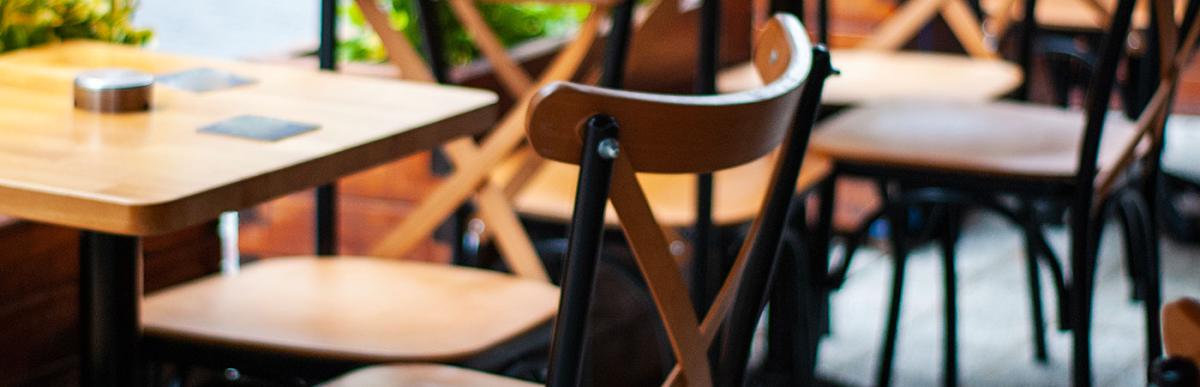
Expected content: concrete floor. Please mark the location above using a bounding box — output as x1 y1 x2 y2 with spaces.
816 212 1200 386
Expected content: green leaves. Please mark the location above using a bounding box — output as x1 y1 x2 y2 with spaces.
0 0 151 53
342 0 587 65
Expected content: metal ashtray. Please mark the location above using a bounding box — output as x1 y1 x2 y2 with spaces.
74 68 154 113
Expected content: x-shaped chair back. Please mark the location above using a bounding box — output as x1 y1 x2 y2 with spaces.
854 0 1000 58
1080 0 1200 201
526 14 832 387
352 0 619 281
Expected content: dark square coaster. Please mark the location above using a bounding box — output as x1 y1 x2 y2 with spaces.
199 115 319 141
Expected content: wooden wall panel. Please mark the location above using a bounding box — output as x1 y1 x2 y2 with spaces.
0 221 221 387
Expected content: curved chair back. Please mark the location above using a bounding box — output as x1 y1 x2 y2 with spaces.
1079 0 1200 203
529 14 833 386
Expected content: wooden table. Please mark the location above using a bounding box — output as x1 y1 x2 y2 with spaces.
0 41 496 386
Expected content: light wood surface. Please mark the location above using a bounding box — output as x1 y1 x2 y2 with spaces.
811 100 1139 181
0 41 496 236
325 364 539 387
982 0 1170 32
718 49 1022 104
330 348 978 387
526 17 813 174
143 257 558 363
1163 298 1200 370
495 154 830 227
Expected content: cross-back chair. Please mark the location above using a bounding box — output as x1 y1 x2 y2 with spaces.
717 0 1023 104
1154 298 1200 387
138 0 624 383
809 0 1200 384
323 13 833 387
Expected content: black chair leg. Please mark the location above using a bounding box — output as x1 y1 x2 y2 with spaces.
1021 206 1050 363
939 206 962 387
1125 191 1163 376
1069 209 1101 387
876 200 909 387
1117 199 1147 302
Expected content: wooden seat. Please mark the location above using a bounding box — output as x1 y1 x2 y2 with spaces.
715 0 1024 105
498 154 830 227
811 100 1140 181
720 50 1021 104
324 364 539 387
982 0 1169 31
144 257 558 363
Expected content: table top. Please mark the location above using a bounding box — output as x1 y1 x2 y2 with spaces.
0 41 496 236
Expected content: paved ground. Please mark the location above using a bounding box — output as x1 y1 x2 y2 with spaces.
815 213 1200 386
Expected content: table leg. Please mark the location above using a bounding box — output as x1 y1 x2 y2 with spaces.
315 183 338 255
79 231 142 387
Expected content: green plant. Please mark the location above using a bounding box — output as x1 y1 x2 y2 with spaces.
342 0 588 65
0 0 152 53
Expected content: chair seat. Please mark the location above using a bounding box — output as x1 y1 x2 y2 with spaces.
981 0 1161 31
718 49 1021 105
143 257 559 363
324 364 539 387
811 99 1140 181
496 154 830 227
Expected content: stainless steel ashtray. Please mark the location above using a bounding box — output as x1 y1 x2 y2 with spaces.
74 68 154 113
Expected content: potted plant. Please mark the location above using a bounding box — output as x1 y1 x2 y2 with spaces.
0 0 151 53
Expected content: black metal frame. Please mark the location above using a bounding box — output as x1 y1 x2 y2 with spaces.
545 116 619 387
316 0 339 256
545 43 832 387
692 0 722 314
718 45 834 387
79 231 142 386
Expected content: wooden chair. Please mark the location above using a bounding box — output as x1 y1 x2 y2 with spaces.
141 0 620 382
717 0 1023 104
809 0 1200 384
323 13 833 387
1154 298 1200 387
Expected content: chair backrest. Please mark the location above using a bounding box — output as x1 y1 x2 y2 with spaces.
843 0 1000 58
1077 0 1200 202
352 0 630 281
529 14 832 387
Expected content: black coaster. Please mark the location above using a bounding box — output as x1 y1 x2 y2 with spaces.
157 67 255 92
199 115 319 141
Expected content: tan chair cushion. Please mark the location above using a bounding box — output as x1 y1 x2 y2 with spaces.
811 99 1139 181
144 257 558 363
718 49 1022 105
